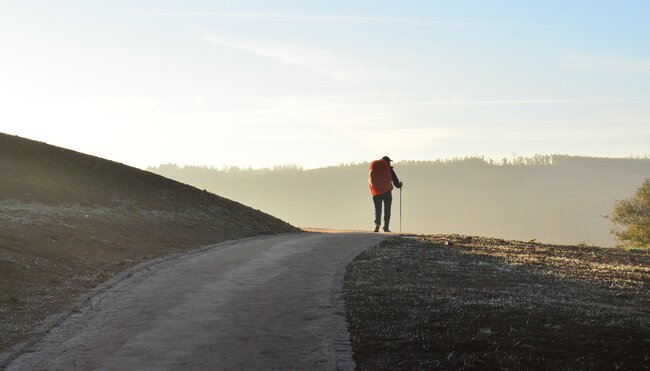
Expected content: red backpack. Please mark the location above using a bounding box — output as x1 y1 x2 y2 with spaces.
368 159 393 196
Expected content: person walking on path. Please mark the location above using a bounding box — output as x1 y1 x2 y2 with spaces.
368 156 403 232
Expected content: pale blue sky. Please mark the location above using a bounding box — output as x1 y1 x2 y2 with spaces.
1 1 649 168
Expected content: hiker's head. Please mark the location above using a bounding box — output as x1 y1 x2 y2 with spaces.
382 156 392 163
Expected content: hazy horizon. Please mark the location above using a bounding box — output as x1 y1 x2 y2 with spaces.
2 1 650 169
148 152 650 171
150 155 650 247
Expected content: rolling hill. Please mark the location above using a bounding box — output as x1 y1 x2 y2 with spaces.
0 133 298 353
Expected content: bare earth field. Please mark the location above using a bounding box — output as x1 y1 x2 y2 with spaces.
344 235 650 370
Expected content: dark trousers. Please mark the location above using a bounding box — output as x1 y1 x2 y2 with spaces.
373 191 392 229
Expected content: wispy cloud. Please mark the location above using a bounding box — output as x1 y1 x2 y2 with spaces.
204 34 380 80
150 11 427 25
563 53 650 74
148 11 541 29
388 99 600 107
355 128 464 150
471 127 650 141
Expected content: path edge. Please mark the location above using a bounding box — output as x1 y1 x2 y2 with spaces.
0 232 302 369
330 237 386 371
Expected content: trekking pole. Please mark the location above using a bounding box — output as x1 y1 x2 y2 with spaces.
399 186 403 234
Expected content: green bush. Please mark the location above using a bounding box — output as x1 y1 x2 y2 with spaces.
609 178 650 248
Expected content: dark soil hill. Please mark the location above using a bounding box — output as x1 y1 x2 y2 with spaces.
0 133 298 354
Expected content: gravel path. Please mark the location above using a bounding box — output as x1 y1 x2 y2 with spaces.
7 232 387 370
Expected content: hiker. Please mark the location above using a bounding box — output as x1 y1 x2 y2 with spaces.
368 156 403 232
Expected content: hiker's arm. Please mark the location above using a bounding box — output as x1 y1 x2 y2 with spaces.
391 168 402 188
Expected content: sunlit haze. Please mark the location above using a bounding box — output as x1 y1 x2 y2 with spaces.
2 1 649 169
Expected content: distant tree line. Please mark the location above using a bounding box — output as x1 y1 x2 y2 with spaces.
149 155 650 247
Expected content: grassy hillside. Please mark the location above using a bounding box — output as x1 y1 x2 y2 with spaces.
0 133 298 353
149 156 650 246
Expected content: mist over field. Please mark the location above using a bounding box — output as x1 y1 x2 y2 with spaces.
150 155 650 247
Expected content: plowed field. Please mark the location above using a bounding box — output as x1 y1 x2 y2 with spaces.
345 235 649 370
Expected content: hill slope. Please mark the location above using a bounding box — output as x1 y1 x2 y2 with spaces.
0 133 298 353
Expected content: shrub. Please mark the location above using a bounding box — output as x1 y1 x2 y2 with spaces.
609 178 650 248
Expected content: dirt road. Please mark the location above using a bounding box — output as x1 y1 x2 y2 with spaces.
7 231 387 370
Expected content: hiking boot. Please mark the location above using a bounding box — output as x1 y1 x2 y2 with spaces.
373 225 380 232
383 228 391 233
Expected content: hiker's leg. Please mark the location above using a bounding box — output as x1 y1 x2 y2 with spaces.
373 195 382 227
383 191 392 230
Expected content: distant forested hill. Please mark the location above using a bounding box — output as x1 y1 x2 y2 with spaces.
149 155 650 246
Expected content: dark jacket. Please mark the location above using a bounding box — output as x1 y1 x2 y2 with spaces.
390 167 402 189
